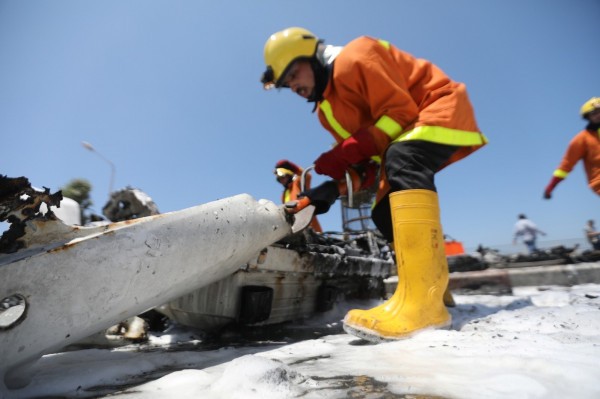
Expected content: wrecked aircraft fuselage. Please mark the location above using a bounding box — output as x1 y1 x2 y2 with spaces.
0 177 300 396
0 177 394 398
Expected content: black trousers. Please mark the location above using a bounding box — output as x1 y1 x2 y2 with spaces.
371 140 458 243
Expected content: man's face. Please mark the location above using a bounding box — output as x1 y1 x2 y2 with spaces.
276 174 293 187
587 109 600 124
281 60 315 99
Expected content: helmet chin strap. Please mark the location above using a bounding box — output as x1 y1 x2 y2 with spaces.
307 43 339 109
307 57 331 109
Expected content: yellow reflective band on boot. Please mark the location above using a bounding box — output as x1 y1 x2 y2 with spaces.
343 189 452 341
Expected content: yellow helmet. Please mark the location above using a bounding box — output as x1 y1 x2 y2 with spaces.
580 97 600 118
261 27 320 89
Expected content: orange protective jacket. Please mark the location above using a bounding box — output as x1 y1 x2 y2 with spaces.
317 36 488 203
281 174 323 232
553 127 600 195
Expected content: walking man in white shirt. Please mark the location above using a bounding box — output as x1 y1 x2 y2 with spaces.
513 214 546 254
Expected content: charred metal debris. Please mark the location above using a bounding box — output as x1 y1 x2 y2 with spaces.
273 227 394 279
0 175 63 254
102 187 159 222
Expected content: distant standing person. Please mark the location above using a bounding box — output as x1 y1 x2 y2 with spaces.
584 220 600 251
513 214 546 254
544 97 600 198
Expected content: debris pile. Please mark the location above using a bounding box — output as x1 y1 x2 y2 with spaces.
0 175 63 254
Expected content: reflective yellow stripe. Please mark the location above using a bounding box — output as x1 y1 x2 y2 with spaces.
553 169 569 179
378 39 390 50
284 189 291 203
319 100 351 139
319 100 382 164
393 125 488 146
375 115 403 140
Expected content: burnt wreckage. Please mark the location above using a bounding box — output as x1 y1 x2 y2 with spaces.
0 175 393 396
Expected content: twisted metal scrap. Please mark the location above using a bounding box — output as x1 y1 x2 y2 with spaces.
102 187 159 222
0 175 63 254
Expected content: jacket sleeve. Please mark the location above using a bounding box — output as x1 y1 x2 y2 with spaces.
334 38 420 137
556 132 586 176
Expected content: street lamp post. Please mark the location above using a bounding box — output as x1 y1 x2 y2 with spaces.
81 141 116 196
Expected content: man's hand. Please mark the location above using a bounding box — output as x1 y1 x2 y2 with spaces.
314 128 380 180
284 196 312 214
299 181 340 215
357 161 378 190
314 148 348 180
543 176 564 200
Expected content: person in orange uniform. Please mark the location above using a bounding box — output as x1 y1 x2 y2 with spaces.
261 27 487 341
274 159 322 233
544 97 600 198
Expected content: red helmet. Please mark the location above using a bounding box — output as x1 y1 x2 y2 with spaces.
274 159 301 177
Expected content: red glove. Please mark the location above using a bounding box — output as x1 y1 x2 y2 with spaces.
544 176 563 199
314 128 379 180
360 162 379 190
314 147 348 180
337 128 379 164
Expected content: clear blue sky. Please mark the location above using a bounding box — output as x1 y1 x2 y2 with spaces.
1 1 599 250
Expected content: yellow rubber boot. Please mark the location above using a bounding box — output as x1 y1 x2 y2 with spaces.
340 232 455 319
444 286 456 307
346 269 455 317
343 189 452 341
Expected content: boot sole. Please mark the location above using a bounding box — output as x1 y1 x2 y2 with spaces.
343 319 452 343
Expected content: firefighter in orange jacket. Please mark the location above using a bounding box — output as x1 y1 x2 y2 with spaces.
261 28 487 341
544 97 600 198
274 159 322 233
